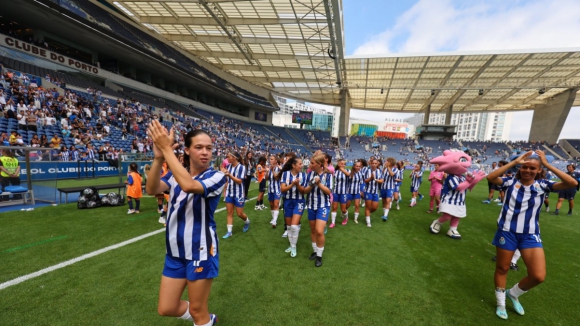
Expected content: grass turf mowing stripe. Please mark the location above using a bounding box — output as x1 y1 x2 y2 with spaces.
2 236 68 254
0 196 257 291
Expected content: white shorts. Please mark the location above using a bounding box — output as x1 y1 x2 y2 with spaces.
438 202 466 218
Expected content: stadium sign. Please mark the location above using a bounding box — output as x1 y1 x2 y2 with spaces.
0 34 99 74
19 161 118 181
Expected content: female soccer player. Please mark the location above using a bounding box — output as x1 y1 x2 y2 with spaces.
359 159 369 208
393 161 404 210
221 151 250 239
279 156 306 257
243 151 255 200
381 157 397 221
409 164 423 207
147 122 225 326
125 163 142 214
330 158 350 228
427 164 445 213
346 160 364 224
364 158 383 227
303 154 333 267
487 150 577 320
266 155 282 228
254 156 267 210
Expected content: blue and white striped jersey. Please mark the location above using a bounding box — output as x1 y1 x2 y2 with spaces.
347 171 364 194
60 150 69 161
411 170 423 190
70 150 79 161
365 168 383 194
440 174 466 206
360 166 369 191
225 163 246 198
333 169 350 194
161 168 227 260
396 169 403 185
280 170 306 200
306 171 333 209
382 167 397 190
268 166 281 194
497 177 555 234
87 149 95 160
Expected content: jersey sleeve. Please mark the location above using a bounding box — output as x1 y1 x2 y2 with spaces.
280 171 288 186
237 165 246 179
500 177 514 189
200 171 227 198
161 170 173 188
326 173 333 190
447 175 463 190
305 171 313 185
539 179 556 192
127 175 134 185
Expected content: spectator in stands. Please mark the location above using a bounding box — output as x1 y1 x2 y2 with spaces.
39 135 49 148
17 113 27 131
0 149 22 201
59 145 69 161
26 111 38 132
50 134 61 148
30 134 40 147
1 133 9 146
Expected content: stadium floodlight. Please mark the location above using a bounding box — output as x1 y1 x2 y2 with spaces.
479 89 484 96
431 89 435 96
539 87 546 94
381 88 384 94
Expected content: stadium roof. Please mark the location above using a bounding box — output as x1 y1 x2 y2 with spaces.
109 0 344 104
108 0 580 113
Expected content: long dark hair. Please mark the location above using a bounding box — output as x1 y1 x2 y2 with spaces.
359 158 368 167
183 129 211 170
277 156 302 180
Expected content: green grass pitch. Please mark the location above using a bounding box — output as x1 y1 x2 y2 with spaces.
1 171 579 325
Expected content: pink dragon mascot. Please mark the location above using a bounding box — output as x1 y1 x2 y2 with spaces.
428 150 486 239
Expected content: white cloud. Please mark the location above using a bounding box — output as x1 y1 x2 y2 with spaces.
349 0 580 140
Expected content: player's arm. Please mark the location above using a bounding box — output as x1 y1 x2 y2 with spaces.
487 151 531 185
146 157 170 194
223 167 243 185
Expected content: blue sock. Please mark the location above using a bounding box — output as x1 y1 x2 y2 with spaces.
135 199 140 210
128 200 133 210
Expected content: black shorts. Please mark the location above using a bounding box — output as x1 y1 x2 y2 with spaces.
488 181 500 192
558 189 577 200
259 179 266 193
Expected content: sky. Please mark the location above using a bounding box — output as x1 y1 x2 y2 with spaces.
308 0 580 141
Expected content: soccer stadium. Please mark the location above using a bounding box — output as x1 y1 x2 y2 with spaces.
1 0 580 325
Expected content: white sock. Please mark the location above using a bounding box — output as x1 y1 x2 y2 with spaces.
411 198 416 204
290 225 299 247
383 208 387 216
312 242 317 252
509 283 527 299
316 246 324 257
354 212 359 220
272 210 279 224
331 212 337 224
179 302 193 321
385 209 390 217
495 288 506 308
450 226 457 231
195 316 215 326
511 250 521 264
244 218 250 224
227 224 233 233
366 216 371 224
343 211 348 219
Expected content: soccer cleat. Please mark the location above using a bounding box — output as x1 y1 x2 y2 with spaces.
254 206 261 211
285 247 292 253
494 198 501 202
342 218 348 226
482 200 491 204
243 222 250 232
209 313 218 325
222 232 233 239
510 263 519 271
135 210 139 214
545 207 550 212
492 255 498 261
447 229 462 239
157 208 163 213
496 307 508 320
127 209 135 215
382 216 388 222
396 205 400 211
418 194 424 201
354 218 358 224
158 216 166 224
282 230 288 237
551 211 559 216
429 220 441 234
309 252 317 260
324 227 328 234
367 222 372 228
315 257 323 267
567 211 573 216
290 247 297 258
426 210 433 214
506 289 525 316
329 223 335 229
497 202 503 206
361 202 365 207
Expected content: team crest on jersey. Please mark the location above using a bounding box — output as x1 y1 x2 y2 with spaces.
515 184 521 189
499 237 506 245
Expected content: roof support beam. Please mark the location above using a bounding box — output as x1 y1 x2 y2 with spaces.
186 50 324 60
119 0 260 3
138 16 326 25
220 64 334 72
165 34 326 44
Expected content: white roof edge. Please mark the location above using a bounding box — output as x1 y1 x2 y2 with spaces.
345 47 580 60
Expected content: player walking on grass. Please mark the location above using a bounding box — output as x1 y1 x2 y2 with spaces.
359 159 369 208
254 156 267 210
303 154 333 267
330 158 350 228
279 156 306 257
125 163 142 214
381 157 397 221
551 164 580 216
345 160 364 224
221 152 250 239
147 123 225 326
266 155 282 229
427 164 445 213
363 158 383 227
409 164 423 207
487 150 577 320
393 161 404 210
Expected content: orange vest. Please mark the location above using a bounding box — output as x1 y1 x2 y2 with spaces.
161 163 169 177
127 171 143 198
257 165 266 182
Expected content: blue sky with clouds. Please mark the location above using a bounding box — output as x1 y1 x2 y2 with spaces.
308 0 580 140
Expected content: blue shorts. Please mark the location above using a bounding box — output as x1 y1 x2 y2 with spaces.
268 192 281 202
410 185 419 193
492 230 543 251
258 179 266 192
333 193 348 204
162 254 219 281
364 192 379 202
283 199 305 217
359 184 365 192
380 189 394 199
225 196 245 208
307 206 330 221
347 193 361 201
558 189 576 200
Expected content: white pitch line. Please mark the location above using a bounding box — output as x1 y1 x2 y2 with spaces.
0 196 257 291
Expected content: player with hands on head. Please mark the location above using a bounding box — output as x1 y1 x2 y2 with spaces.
221 151 250 239
146 120 226 326
487 150 578 320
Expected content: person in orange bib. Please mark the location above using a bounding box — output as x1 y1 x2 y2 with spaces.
126 163 143 214
254 156 267 210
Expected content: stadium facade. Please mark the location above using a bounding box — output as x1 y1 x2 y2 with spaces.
272 95 334 131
